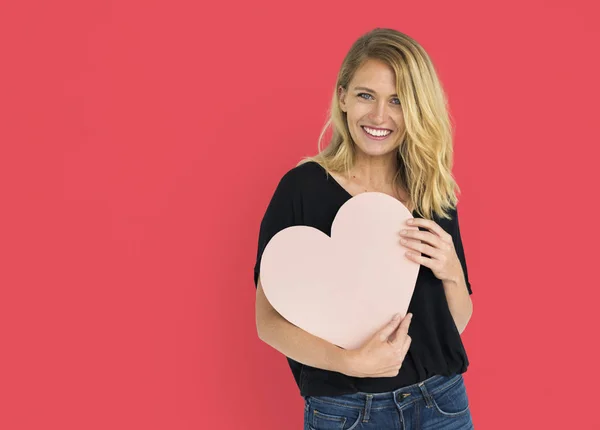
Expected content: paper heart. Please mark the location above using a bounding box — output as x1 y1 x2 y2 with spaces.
260 192 420 350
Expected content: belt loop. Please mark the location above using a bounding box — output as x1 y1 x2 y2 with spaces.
362 394 372 422
418 381 434 408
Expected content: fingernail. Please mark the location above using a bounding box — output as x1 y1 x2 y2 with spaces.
393 313 401 320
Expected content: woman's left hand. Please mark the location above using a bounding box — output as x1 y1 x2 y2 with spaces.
399 218 464 284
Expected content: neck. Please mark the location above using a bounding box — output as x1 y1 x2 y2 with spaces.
350 153 399 189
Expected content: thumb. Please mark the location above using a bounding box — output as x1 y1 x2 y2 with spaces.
378 313 403 341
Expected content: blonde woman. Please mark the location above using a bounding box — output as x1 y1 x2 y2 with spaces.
254 28 474 429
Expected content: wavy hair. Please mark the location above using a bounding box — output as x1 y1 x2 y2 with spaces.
298 28 461 220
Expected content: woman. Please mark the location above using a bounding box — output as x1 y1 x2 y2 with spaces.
254 28 474 429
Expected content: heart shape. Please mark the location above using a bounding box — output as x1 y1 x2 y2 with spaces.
260 192 420 350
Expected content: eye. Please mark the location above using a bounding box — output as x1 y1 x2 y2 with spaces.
358 93 401 106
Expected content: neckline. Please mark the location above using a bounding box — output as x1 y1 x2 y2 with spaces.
312 161 418 215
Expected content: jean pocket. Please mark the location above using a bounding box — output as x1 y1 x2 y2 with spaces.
430 374 470 417
306 397 362 430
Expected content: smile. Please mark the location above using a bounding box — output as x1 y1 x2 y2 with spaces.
361 126 392 140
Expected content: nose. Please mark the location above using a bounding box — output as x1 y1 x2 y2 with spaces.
369 100 387 123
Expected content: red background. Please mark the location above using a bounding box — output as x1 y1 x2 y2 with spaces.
1 0 599 428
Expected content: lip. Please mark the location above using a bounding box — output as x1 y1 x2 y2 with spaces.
361 126 392 141
361 125 392 131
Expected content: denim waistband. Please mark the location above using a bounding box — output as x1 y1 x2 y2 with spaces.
306 373 462 411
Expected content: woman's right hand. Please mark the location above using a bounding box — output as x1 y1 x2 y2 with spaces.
343 313 413 378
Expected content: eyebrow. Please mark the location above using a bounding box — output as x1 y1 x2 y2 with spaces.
352 86 398 97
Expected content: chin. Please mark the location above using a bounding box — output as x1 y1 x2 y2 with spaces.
352 130 399 157
354 141 398 157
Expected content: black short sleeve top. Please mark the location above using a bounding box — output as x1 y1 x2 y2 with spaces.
253 161 472 397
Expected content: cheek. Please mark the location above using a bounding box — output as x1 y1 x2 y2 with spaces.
394 113 405 127
344 110 360 127
348 106 370 124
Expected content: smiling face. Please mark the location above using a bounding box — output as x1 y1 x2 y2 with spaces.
338 59 405 161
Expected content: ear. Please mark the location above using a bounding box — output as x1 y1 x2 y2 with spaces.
338 86 347 112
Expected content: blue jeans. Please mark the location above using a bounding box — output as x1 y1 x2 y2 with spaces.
303 373 473 430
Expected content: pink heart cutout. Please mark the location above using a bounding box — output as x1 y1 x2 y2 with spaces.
260 192 421 350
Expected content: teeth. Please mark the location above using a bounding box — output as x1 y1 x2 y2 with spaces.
363 126 391 137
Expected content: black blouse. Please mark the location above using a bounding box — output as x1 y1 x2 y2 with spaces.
253 161 473 397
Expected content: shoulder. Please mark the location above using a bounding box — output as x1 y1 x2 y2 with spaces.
258 162 326 235
430 205 459 235
445 205 464 240
276 160 327 193
283 160 325 182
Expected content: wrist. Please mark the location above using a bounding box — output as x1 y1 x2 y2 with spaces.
443 272 464 287
339 348 359 377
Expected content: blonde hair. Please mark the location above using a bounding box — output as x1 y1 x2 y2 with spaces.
298 28 461 220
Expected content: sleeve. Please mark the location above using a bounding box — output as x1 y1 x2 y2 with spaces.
253 170 300 288
452 207 473 295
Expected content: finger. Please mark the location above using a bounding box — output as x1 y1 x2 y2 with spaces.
401 238 442 260
378 369 401 378
406 252 433 269
406 218 452 242
377 363 403 377
379 313 403 341
402 334 412 354
402 230 443 248
381 341 410 378
371 365 401 378
390 313 412 346
396 335 412 361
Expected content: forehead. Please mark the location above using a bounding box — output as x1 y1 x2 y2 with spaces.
350 59 397 91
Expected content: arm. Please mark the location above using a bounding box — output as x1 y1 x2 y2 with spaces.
255 276 352 374
443 206 474 335
253 173 356 373
442 275 473 335
255 276 413 378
